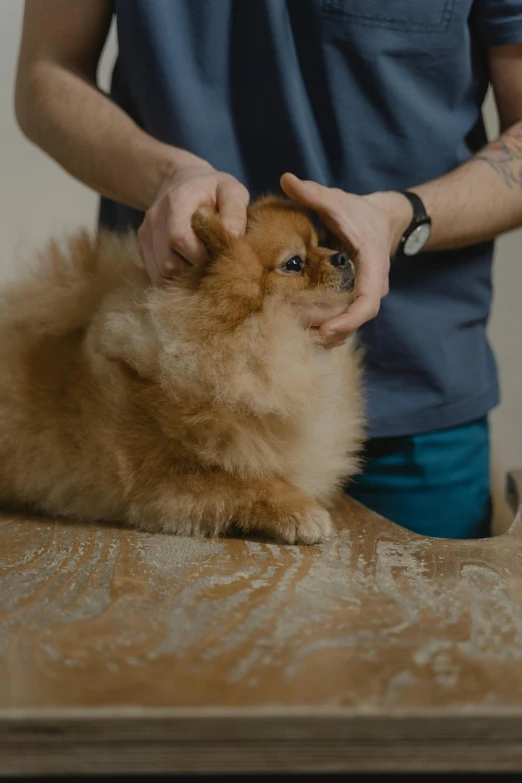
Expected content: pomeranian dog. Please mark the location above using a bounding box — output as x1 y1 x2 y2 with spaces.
0 197 364 544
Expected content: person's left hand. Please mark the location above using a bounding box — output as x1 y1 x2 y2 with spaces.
280 173 413 348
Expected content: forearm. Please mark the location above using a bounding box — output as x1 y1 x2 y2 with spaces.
413 119 522 252
15 61 206 211
370 119 522 255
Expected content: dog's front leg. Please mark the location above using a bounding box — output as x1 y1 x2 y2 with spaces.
125 472 332 545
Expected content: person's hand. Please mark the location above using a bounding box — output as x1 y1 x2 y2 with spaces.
280 173 412 347
138 161 250 283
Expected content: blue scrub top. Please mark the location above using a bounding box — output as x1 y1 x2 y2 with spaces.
100 0 522 438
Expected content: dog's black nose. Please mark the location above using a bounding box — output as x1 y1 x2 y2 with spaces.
329 251 349 268
330 251 355 291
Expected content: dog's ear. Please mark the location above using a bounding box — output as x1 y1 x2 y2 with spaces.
192 206 232 258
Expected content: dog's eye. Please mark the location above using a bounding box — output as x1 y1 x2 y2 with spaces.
282 256 304 273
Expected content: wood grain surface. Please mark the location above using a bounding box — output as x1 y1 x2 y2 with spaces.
1 472 522 774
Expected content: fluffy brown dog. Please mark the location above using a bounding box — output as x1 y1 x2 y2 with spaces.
0 197 364 544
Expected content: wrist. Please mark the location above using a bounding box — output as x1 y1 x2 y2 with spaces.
364 190 413 257
152 146 214 205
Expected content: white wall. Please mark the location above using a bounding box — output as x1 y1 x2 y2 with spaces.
480 92 522 531
0 0 116 277
0 1 520 532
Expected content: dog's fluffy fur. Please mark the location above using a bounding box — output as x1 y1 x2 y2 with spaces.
0 197 364 544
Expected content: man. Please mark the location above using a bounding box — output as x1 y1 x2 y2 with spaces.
14 0 522 538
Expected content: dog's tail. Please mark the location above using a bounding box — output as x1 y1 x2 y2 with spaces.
0 230 145 338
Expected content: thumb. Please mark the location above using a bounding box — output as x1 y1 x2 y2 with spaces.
216 180 249 237
280 172 329 210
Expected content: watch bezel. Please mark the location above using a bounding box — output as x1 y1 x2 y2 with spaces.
402 221 431 256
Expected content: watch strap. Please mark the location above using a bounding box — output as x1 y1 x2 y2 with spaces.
401 191 428 224
396 191 431 257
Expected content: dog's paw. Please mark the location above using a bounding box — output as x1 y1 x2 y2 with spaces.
252 499 333 545
276 503 333 545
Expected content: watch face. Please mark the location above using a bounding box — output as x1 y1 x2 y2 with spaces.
403 223 431 256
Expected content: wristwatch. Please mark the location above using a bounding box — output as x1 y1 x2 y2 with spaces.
396 191 431 257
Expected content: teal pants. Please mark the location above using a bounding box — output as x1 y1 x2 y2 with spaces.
346 417 492 539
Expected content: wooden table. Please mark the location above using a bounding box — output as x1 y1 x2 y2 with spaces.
1 472 522 775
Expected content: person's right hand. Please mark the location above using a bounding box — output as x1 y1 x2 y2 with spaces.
138 161 250 283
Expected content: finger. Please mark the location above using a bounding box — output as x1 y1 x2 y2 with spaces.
280 173 351 250
165 193 210 266
138 225 164 285
323 242 388 332
323 334 348 349
322 296 375 334
164 250 194 278
152 219 195 278
280 172 332 212
299 302 347 328
216 180 249 236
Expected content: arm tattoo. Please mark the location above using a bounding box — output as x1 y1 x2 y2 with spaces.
475 121 522 189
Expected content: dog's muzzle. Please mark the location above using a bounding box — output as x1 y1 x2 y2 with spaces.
329 251 355 291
